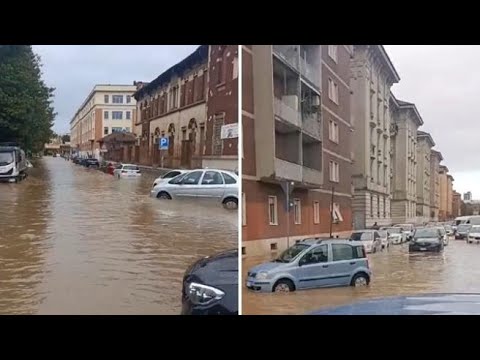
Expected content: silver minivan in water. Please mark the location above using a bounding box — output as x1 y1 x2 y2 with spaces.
246 238 371 293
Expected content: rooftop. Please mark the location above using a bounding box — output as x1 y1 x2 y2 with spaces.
391 94 424 126
134 45 208 100
417 130 435 147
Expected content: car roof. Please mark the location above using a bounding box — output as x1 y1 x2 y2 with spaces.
299 238 359 246
309 294 480 315
121 164 137 167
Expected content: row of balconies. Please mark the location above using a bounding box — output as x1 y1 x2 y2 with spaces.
273 96 321 140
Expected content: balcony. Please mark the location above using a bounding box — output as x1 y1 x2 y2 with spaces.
274 96 300 128
272 45 299 71
300 61 321 89
303 167 322 186
275 158 302 182
302 113 321 140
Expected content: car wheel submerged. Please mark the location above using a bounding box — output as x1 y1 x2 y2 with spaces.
223 197 238 210
272 279 295 293
351 273 369 287
157 192 172 200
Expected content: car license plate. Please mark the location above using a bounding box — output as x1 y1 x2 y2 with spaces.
246 281 252 287
420 247 427 251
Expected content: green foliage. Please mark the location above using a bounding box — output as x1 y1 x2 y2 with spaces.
0 45 56 153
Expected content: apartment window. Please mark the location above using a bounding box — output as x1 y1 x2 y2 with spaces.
313 201 320 224
112 95 123 104
126 95 131 104
268 196 278 226
170 86 178 110
112 111 123 120
104 111 109 119
332 203 344 222
112 127 123 133
104 95 109 103
328 45 338 62
104 127 108 135
329 161 340 183
377 196 380 217
328 78 339 104
242 192 247 226
294 199 301 225
126 111 131 120
329 120 339 143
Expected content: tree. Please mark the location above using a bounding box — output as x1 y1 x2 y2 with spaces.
61 134 70 143
0 45 56 153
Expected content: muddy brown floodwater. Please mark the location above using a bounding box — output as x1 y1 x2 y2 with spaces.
0 157 237 314
242 239 480 315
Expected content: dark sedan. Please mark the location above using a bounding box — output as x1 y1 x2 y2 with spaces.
409 227 444 252
181 249 238 315
455 224 471 239
84 158 100 168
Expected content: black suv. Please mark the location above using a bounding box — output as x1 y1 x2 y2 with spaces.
84 158 99 168
181 249 238 315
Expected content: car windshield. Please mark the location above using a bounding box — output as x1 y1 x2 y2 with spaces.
386 227 401 234
470 226 480 233
414 228 439 238
124 166 138 171
458 224 472 232
162 171 181 178
0 151 14 165
350 232 373 241
275 243 310 263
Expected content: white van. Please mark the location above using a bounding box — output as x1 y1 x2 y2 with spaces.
0 145 28 182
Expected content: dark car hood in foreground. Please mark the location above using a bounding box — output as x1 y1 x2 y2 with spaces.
310 294 480 315
184 249 238 289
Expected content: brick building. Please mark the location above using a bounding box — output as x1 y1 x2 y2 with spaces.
242 45 353 257
203 45 239 171
133 46 209 168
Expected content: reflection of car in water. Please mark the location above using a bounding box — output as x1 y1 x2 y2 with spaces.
310 294 480 315
181 249 238 315
246 239 371 293
150 169 239 210
0 144 28 182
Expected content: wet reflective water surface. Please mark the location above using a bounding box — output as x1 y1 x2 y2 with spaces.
242 240 480 315
0 157 237 314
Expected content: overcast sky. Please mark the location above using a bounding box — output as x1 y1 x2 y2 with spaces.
33 45 198 132
385 45 478 199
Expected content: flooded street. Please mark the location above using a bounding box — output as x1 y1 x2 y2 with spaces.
0 157 237 314
242 240 480 315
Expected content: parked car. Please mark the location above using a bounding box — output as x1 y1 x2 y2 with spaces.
444 224 454 236
436 226 449 246
394 223 415 241
383 227 406 245
246 238 371 293
409 227 444 252
467 225 480 244
113 164 141 179
456 224 472 240
181 249 238 315
150 169 239 210
378 230 390 249
349 230 383 253
84 158 100 168
152 169 187 188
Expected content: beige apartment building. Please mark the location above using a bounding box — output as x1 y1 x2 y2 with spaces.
70 85 137 158
430 150 443 222
439 165 448 221
350 45 400 229
389 96 423 224
447 174 454 218
416 131 435 224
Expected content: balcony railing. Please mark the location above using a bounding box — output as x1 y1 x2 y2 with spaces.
301 113 321 139
272 45 299 71
300 61 321 89
274 97 300 128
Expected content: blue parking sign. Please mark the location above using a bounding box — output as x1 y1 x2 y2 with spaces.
159 137 169 150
